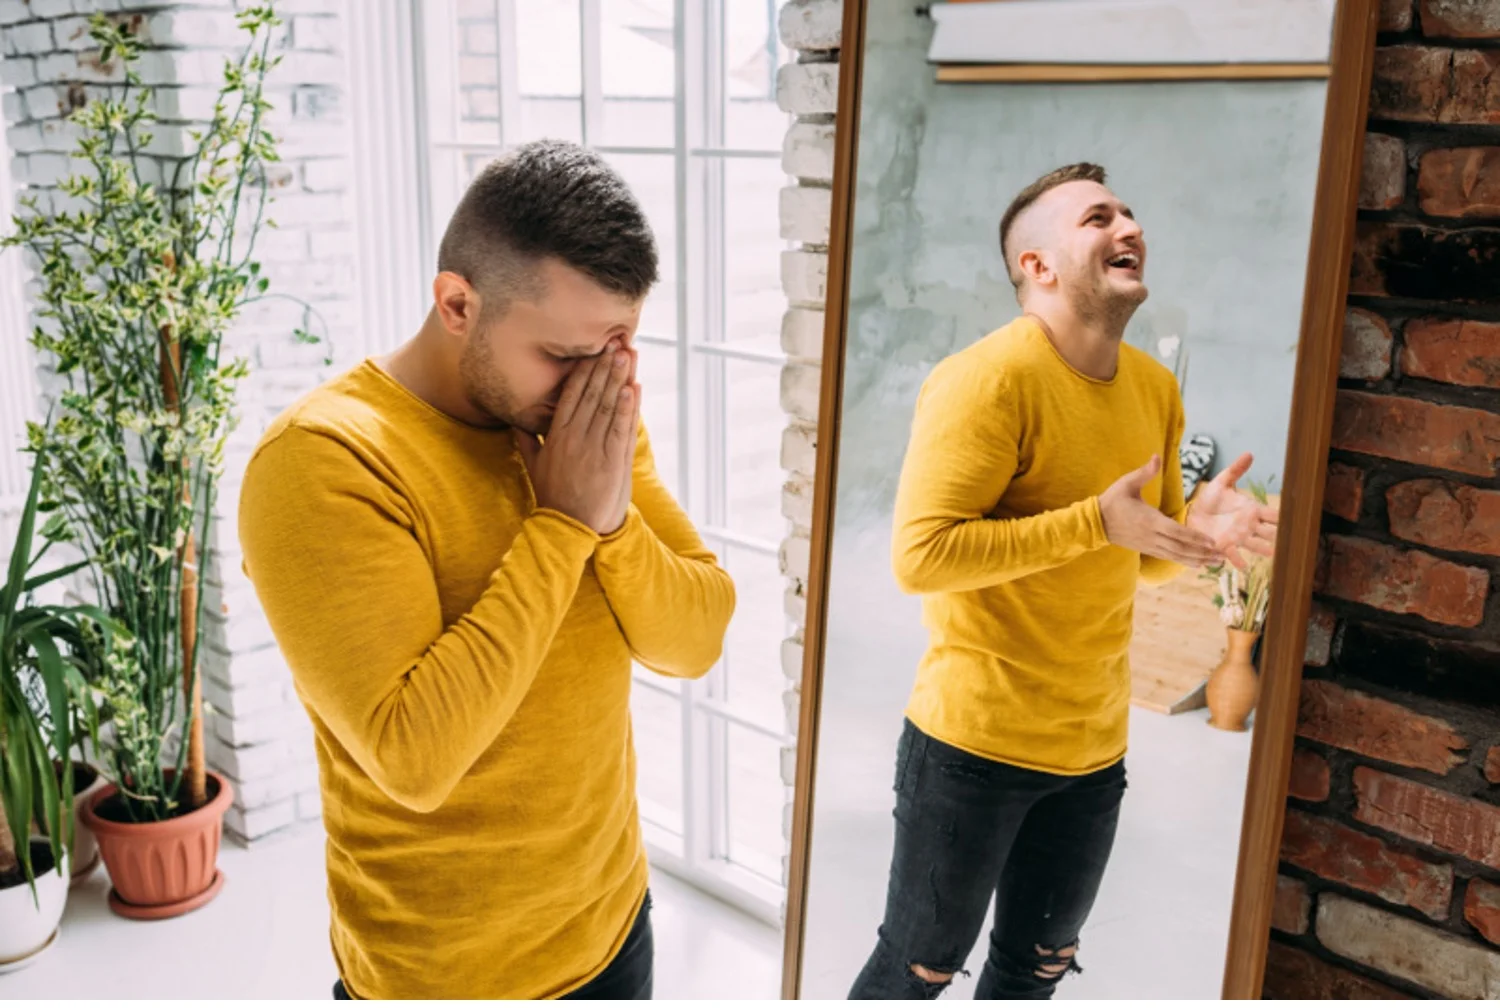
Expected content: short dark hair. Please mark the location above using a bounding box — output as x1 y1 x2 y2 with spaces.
436 139 658 310
998 162 1107 288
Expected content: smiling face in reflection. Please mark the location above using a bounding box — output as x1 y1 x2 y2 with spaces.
459 258 643 435
1046 180 1149 313
1009 177 1150 327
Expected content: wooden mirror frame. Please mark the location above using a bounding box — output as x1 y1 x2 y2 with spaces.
780 0 1380 998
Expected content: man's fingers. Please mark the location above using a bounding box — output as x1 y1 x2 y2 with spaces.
1152 518 1224 567
1161 516 1218 552
1243 534 1276 558
608 384 636 454
1119 455 1162 496
626 381 642 457
589 350 631 437
1152 537 1221 568
574 349 618 428
553 356 594 429
1213 452 1254 488
1255 503 1280 525
515 431 540 471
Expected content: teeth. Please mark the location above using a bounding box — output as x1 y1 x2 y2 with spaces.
1110 253 1139 269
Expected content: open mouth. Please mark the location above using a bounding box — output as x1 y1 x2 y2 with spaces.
1107 251 1142 274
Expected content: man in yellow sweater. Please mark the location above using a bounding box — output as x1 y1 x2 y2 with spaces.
238 140 736 1000
850 164 1277 1000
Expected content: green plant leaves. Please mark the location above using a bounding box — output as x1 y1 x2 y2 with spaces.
0 0 317 825
0 451 101 897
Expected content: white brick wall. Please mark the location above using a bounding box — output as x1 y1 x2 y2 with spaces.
1 0 360 846
774 0 839 888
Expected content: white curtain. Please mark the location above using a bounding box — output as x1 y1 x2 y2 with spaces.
0 114 39 546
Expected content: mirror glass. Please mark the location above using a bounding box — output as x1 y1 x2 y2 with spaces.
798 0 1339 998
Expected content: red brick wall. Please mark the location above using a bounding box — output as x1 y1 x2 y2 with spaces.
1263 0 1500 999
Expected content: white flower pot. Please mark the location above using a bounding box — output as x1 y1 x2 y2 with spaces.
0 840 70 973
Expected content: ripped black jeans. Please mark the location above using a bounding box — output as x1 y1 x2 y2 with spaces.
849 721 1126 1000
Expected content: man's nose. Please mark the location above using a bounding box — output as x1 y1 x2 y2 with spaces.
1116 216 1144 243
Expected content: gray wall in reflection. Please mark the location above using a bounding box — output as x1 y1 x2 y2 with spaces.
801 4 1325 998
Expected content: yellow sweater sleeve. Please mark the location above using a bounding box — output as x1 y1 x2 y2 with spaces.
1139 393 1190 587
891 358 1109 595
237 425 599 814
593 422 736 678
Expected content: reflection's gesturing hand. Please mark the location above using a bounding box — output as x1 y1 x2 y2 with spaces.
1187 452 1279 569
1100 455 1225 568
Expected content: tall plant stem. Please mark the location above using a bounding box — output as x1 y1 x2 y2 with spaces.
158 250 206 813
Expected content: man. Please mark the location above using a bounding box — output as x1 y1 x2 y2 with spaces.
238 140 736 1000
850 164 1277 1000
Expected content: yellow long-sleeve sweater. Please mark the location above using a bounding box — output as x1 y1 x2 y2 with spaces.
892 316 1186 776
237 360 735 1000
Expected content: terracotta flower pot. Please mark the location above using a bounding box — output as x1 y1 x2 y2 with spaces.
1206 628 1260 732
80 770 233 920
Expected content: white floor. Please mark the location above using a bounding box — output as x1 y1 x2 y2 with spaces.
0 826 783 1001
2 711 1247 1002
800 705 1253 1000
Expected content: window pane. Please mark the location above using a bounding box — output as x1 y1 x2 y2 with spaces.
631 678 684 836
423 148 471 241
722 360 785 544
725 721 785 882
422 0 491 146
456 2 502 142
518 0 581 93
721 545 787 731
463 150 493 183
722 157 787 348
520 99 584 144
601 0 676 148
636 339 680 501
603 153 678 341
517 0 582 142
725 0 792 151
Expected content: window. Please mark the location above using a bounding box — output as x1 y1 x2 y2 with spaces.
412 0 793 920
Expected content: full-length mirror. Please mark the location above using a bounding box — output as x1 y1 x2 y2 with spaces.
786 0 1373 998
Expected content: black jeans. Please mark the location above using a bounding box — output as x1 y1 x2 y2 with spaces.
850 721 1127 1000
332 890 654 1000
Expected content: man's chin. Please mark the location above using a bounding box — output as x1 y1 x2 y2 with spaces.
1115 280 1149 306
516 411 553 437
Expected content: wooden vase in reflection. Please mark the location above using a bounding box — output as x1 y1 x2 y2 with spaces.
1206 629 1260 732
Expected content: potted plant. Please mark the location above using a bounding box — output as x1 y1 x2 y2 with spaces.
1201 480 1275 732
57 758 107 887
3 6 313 919
0 451 117 971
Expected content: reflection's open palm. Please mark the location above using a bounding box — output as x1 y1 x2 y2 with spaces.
1187 452 1280 569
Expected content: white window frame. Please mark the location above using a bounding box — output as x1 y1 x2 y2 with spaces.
350 0 794 925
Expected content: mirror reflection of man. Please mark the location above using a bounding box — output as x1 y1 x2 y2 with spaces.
239 140 736 1000
851 164 1277 1000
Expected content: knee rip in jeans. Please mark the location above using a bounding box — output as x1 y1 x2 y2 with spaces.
1031 943 1082 982
908 962 968 988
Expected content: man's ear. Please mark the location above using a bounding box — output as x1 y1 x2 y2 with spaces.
432 271 480 334
1017 248 1054 289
